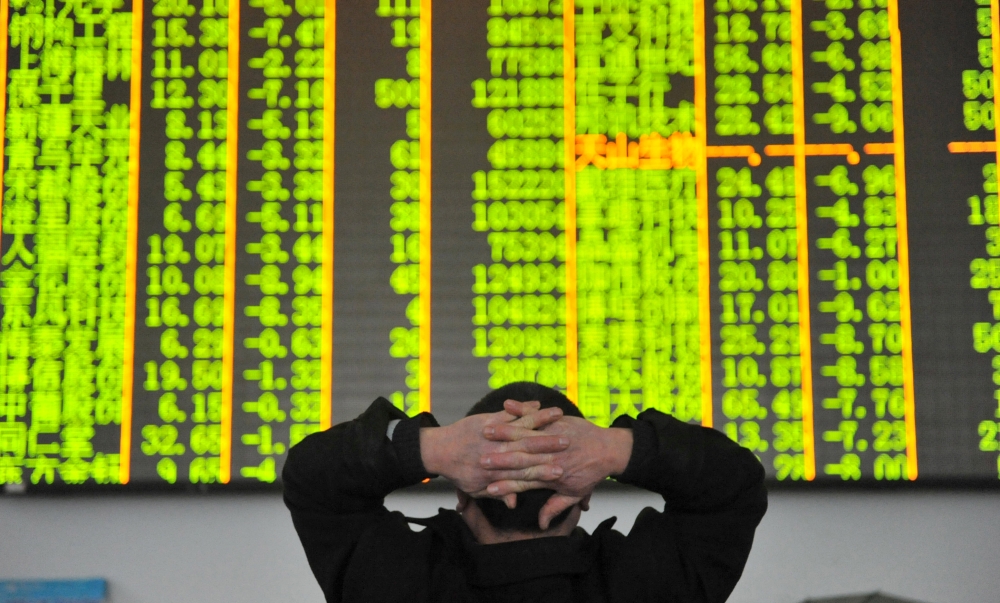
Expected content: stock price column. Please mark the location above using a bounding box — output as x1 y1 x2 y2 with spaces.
375 0 430 416
957 0 1000 478
704 0 807 480
471 0 569 404
798 0 917 482
132 0 237 485
0 0 137 486
232 0 332 483
703 0 918 482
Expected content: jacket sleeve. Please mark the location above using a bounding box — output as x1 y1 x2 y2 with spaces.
604 409 768 603
281 397 437 602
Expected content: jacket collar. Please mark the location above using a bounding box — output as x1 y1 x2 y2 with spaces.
408 510 618 587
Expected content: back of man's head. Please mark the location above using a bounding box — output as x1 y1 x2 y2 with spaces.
465 382 583 532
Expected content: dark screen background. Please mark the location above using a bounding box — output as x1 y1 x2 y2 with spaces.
2 0 999 491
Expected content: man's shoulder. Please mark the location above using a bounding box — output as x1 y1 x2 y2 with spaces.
341 510 440 590
351 508 469 560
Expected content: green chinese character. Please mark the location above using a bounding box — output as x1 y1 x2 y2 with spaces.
26 455 59 484
58 457 92 484
0 456 25 485
0 421 28 458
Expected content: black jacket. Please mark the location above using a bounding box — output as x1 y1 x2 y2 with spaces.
282 398 767 603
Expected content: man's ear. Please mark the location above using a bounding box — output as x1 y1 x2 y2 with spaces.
579 493 592 512
456 489 471 513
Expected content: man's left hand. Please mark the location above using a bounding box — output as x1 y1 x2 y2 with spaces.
419 401 570 499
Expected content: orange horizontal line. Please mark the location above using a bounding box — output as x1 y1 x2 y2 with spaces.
765 143 860 165
948 141 997 153
576 134 762 169
864 142 895 155
576 132 699 170
707 145 761 166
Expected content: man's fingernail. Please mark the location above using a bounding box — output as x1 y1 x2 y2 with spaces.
484 426 495 436
489 485 499 494
482 456 491 467
559 437 569 447
552 467 563 476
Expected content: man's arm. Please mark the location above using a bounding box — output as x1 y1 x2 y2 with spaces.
282 398 568 601
606 410 767 603
483 408 767 603
281 398 429 602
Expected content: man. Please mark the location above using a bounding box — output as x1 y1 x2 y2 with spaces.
283 382 767 603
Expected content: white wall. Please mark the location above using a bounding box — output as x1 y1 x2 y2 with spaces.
0 489 997 603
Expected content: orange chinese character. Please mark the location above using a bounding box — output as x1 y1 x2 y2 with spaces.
606 133 639 169
638 132 672 170
575 134 608 169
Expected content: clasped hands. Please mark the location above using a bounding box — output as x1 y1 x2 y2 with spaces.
420 401 632 530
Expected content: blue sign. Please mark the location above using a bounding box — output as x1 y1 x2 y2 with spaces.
0 580 106 603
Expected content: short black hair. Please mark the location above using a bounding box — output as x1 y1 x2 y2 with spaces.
466 382 583 532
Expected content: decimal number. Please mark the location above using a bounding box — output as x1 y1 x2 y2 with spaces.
715 43 759 74
141 425 185 455
153 0 196 17
720 324 763 356
714 13 758 44
715 0 772 13
719 261 763 292
715 74 758 105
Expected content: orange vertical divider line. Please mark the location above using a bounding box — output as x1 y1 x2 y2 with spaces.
320 0 335 430
119 0 144 485
220 0 240 483
889 0 918 479
0 0 8 259
563 3 578 405
790 0 816 480
992 0 1000 172
418 0 431 414
693 0 713 428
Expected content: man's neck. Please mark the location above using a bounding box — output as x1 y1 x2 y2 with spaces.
475 527 558 545
463 512 576 544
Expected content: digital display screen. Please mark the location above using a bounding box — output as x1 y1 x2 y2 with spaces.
1 0 998 489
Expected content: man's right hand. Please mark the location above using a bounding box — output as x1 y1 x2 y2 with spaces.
419 401 570 499
479 403 634 529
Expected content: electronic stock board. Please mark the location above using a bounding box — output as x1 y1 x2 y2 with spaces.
0 0 999 490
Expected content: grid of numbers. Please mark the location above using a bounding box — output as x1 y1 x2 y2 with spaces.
0 0 996 489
